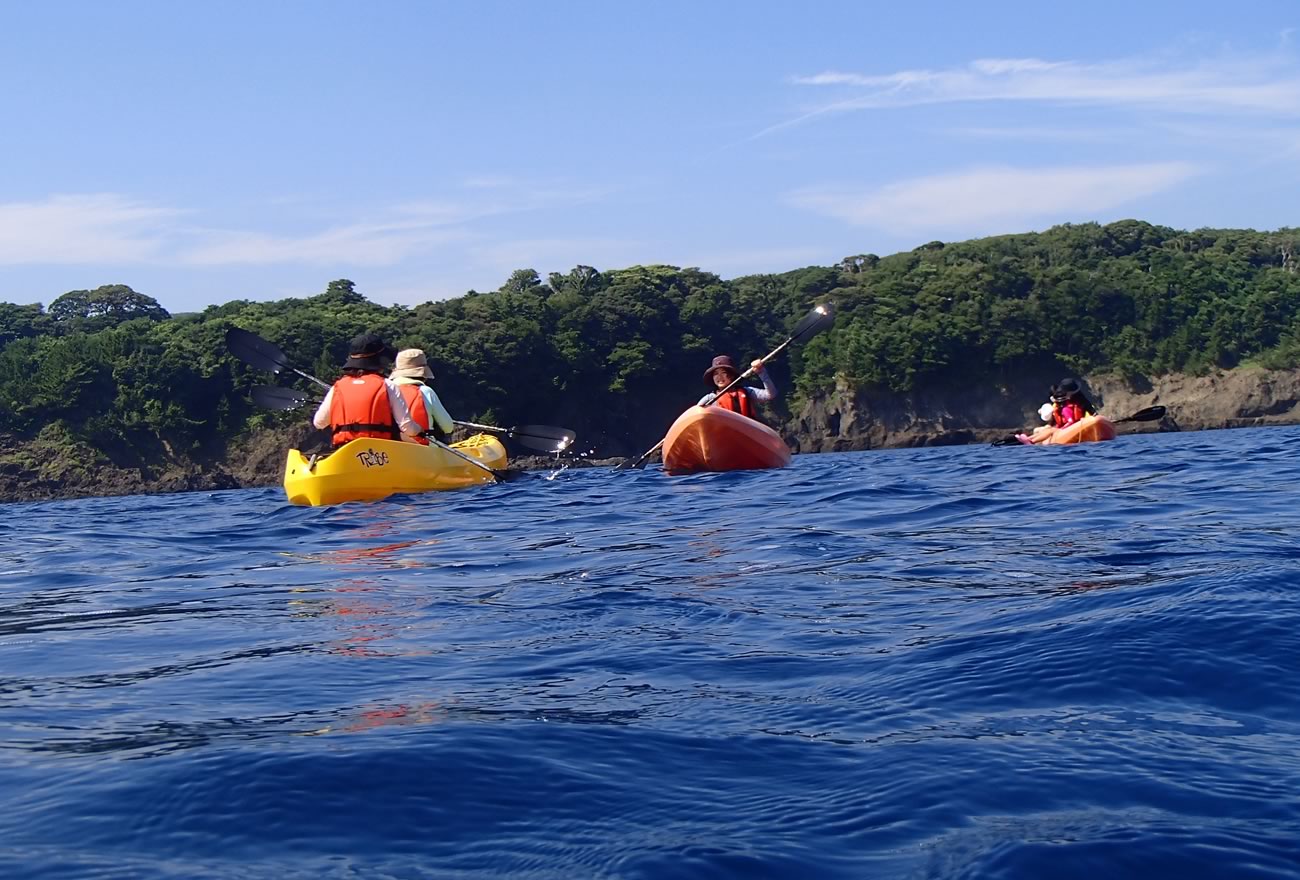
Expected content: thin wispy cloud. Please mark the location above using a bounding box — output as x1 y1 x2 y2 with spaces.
178 222 474 267
0 195 181 264
760 52 1300 138
0 180 611 269
790 162 1203 231
461 175 517 189
943 125 1121 142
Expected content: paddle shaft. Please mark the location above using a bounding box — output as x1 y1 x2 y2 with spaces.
427 437 504 482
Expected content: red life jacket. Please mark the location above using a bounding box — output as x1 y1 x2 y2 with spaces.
1053 402 1085 428
713 388 755 419
395 383 430 446
329 374 397 446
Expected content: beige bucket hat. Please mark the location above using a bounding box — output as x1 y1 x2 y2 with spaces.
391 348 435 381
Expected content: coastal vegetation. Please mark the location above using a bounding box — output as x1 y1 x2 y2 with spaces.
2 220 1299 466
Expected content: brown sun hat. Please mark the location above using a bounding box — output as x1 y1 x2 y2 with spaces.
703 355 739 382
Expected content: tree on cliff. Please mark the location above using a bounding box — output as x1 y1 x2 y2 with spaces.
309 279 368 307
0 302 49 346
48 285 170 333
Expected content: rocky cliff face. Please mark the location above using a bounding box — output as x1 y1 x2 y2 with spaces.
5 367 1300 502
0 422 320 503
787 366 1300 451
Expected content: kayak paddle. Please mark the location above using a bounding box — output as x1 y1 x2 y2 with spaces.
1116 405 1166 423
617 302 835 470
248 385 575 455
250 384 312 410
226 327 331 390
453 420 577 454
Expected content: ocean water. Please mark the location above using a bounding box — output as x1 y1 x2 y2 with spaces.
2 427 1299 879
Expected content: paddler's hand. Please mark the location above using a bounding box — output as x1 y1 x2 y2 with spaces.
751 359 765 373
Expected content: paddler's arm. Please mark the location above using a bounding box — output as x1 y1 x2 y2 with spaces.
422 387 455 436
311 388 334 429
748 360 777 402
383 380 422 440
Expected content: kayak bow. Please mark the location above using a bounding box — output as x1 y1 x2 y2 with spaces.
661 406 791 475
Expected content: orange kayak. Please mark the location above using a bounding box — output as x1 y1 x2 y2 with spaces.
661 406 791 475
1025 414 1118 445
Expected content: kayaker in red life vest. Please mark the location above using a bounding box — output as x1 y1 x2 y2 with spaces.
389 348 455 446
697 355 776 419
1050 378 1097 428
311 333 422 447
1019 377 1099 444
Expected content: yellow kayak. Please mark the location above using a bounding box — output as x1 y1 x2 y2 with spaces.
283 434 507 506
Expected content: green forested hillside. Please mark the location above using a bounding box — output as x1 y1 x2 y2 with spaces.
2 220 1298 459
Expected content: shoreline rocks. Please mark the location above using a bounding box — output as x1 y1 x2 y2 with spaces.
4 365 1300 503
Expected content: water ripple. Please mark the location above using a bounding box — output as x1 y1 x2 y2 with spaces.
1 427 1299 877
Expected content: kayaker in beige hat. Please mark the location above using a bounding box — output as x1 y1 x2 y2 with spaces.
389 348 455 444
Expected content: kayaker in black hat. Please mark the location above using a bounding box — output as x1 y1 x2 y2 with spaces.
1017 377 1099 444
311 332 422 447
1051 378 1097 425
697 354 777 420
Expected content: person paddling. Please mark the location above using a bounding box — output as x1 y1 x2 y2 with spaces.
697 355 777 419
311 333 423 446
389 348 455 445
1052 378 1097 423
1018 377 1099 444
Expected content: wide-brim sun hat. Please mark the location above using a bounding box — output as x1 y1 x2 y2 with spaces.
391 348 435 380
703 355 739 382
342 332 395 371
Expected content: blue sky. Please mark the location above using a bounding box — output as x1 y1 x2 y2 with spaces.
2 1 1298 313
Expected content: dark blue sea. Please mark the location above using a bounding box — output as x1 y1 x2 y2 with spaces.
3 426 1300 879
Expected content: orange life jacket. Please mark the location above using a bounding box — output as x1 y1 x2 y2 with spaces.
396 383 430 446
1052 401 1085 428
329 374 397 446
713 388 755 419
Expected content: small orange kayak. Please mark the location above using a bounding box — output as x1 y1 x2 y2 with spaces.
1025 414 1117 445
661 406 791 475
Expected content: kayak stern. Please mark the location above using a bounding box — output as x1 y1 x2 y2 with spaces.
284 434 506 505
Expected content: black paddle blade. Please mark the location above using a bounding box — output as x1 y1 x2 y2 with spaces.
792 302 835 342
251 385 310 410
226 327 291 374
990 435 1025 447
508 425 577 454
1118 405 1167 423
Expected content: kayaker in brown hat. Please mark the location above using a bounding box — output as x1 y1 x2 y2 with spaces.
311 332 423 447
389 348 455 445
697 354 777 420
